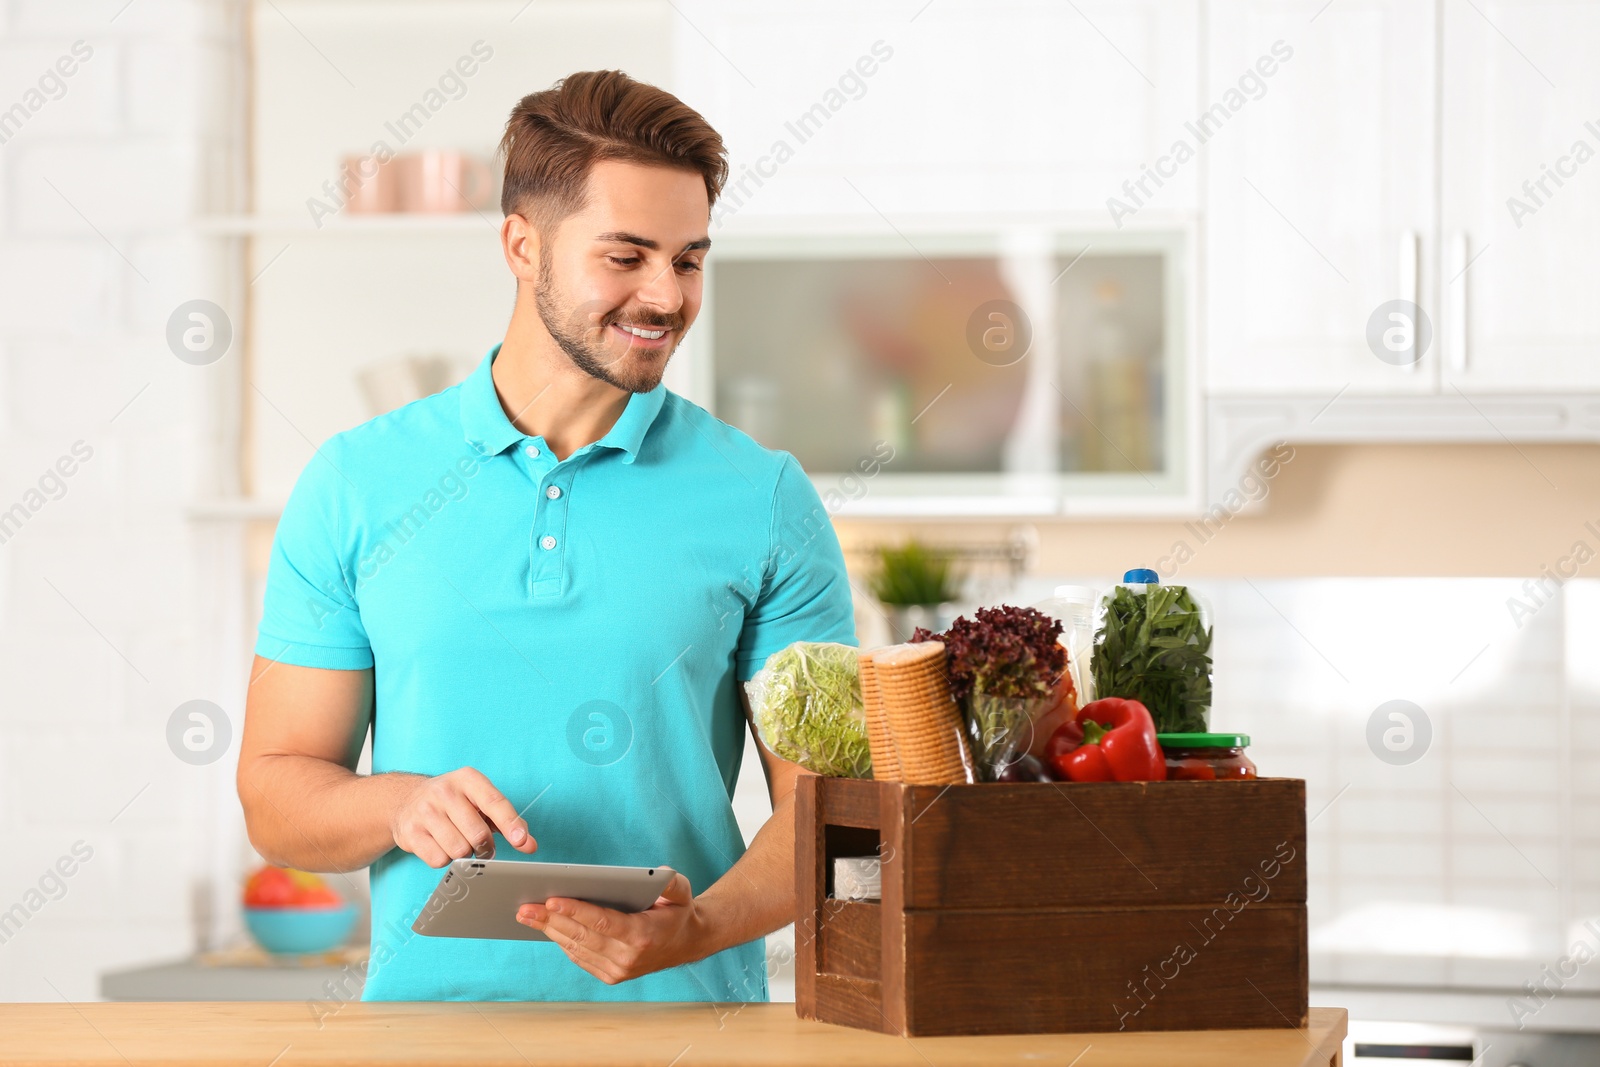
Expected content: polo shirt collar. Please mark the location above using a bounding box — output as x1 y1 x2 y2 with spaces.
460 343 666 464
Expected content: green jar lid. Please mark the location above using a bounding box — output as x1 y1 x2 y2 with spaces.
1157 732 1251 748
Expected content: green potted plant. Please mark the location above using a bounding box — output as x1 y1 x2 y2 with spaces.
868 540 962 643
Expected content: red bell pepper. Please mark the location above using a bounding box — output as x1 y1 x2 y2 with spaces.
1046 698 1167 782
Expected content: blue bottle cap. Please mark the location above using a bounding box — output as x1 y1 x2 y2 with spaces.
1123 568 1160 584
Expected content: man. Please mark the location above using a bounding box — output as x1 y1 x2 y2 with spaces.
236 69 857 1002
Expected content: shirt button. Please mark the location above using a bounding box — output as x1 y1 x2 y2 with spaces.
540 535 557 550
545 485 562 500
524 444 540 458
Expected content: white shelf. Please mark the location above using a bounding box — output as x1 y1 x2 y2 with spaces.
194 214 497 236
196 210 1202 239
187 498 286 521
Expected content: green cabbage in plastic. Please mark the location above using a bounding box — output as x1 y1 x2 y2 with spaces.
744 642 871 778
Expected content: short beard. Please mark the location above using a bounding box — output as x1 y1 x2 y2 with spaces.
534 248 675 395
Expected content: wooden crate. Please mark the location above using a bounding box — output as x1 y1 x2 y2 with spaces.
794 775 1308 1037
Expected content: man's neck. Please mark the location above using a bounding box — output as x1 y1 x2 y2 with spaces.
492 301 632 463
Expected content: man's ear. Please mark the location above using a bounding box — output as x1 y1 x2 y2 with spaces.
500 212 542 286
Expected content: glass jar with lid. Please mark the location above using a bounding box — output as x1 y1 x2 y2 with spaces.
1157 733 1256 780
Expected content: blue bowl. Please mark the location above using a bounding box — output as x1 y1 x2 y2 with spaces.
243 904 358 955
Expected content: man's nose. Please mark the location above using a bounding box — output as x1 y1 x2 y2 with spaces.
633 262 685 319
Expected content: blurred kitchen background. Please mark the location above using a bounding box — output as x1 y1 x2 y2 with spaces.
3 0 1600 1060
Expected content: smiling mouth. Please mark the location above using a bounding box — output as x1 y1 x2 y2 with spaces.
609 322 674 348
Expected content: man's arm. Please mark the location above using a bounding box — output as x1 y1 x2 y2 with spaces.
237 656 537 872
690 689 807 950
517 690 805 984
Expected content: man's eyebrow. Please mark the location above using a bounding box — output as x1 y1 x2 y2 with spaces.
594 231 711 254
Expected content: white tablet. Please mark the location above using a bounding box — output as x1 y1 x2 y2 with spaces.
410 859 675 942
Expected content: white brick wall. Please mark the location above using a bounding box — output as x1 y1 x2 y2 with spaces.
1197 578 1595 991
0 0 248 1001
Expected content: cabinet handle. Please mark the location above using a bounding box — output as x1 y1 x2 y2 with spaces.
1398 230 1419 372
1446 232 1468 372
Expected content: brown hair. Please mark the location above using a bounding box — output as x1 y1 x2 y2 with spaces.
497 70 729 234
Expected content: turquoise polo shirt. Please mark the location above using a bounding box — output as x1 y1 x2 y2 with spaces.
254 343 857 1003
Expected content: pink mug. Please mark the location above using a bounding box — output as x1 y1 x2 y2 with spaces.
395 151 495 214
339 153 399 214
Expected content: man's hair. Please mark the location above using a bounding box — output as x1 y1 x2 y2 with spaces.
497 70 728 235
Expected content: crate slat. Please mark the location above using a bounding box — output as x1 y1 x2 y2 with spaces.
898 779 1307 909
903 904 1308 1035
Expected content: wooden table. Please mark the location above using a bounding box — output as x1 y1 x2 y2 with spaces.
0 1002 1347 1066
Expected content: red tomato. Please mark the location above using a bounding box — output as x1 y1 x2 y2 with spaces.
243 867 296 908
244 866 343 908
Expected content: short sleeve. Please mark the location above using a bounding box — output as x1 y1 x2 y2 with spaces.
254 444 374 670
735 453 859 681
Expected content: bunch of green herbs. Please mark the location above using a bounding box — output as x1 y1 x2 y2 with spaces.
1090 583 1212 733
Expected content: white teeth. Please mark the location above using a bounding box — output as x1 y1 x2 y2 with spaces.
619 324 666 340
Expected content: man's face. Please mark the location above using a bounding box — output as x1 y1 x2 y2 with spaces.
533 159 710 394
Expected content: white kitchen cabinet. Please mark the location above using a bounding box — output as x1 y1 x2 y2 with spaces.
1440 0 1600 391
688 223 1199 517
670 0 1201 220
1205 0 1438 396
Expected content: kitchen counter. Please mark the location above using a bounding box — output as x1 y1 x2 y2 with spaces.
0 1002 1347 1066
100 951 365 1002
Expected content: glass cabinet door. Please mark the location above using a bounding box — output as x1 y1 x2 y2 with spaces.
703 230 1188 512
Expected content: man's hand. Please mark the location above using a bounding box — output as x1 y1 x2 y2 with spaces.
506 690 804 987
516 869 703 984
389 767 539 868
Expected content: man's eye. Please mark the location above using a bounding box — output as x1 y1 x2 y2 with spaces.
607 256 640 267
676 260 703 273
